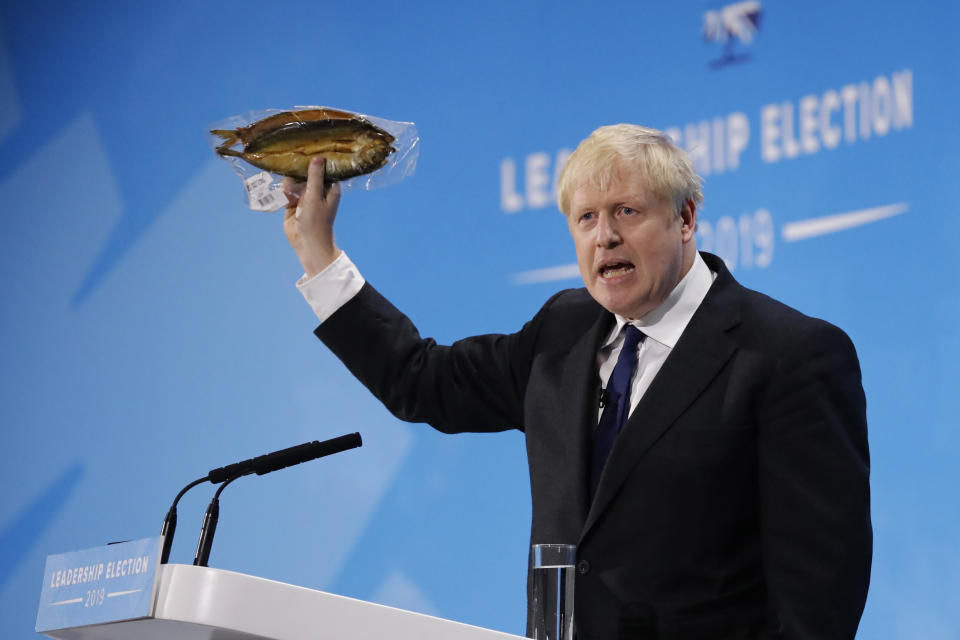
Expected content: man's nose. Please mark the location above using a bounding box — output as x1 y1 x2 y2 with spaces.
595 214 622 248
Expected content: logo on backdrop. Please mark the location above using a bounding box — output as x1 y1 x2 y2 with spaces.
703 1 763 68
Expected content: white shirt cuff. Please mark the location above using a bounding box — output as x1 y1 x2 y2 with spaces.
295 251 366 323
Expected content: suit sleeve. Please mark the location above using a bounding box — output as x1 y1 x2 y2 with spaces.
313 282 555 434
757 321 872 639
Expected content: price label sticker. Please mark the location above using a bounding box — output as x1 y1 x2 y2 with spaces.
244 171 284 212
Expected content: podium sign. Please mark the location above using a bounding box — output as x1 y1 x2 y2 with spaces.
36 536 163 633
37 562 528 640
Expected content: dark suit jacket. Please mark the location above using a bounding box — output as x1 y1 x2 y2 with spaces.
315 252 871 640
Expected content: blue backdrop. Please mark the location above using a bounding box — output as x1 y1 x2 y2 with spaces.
1 1 957 637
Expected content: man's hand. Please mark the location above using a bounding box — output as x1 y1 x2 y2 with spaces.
283 156 342 278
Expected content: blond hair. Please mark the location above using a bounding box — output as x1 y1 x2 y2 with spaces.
556 124 703 216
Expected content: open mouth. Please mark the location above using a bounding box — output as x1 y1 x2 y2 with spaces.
598 262 636 279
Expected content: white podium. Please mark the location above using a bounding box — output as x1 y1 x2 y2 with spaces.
41 563 527 640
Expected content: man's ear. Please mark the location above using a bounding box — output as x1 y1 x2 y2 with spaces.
680 199 697 242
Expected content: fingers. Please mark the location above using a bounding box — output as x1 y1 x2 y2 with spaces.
280 156 341 277
325 180 342 210
282 157 337 209
301 156 327 208
282 176 305 209
296 157 342 225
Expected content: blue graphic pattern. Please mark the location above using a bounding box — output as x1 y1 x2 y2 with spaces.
1 2 958 639
0 463 83 592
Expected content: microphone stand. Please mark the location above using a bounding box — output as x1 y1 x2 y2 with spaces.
193 475 239 567
160 476 206 564
160 432 362 565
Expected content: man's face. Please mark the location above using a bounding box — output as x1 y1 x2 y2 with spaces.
566 161 697 319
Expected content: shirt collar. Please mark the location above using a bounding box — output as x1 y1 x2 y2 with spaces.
601 252 716 350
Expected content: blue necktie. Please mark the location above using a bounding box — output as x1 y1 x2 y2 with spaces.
590 325 645 498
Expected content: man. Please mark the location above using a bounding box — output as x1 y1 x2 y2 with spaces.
283 125 871 639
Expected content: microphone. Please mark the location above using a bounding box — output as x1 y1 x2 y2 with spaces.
161 432 363 564
191 432 363 567
207 432 362 483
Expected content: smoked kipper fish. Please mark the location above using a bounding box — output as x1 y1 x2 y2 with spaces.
211 108 396 181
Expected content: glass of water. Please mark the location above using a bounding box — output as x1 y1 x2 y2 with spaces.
531 543 575 640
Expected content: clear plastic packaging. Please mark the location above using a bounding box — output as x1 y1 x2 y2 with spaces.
208 106 419 212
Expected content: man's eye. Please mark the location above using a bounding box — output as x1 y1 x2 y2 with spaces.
621 207 636 216
580 212 595 223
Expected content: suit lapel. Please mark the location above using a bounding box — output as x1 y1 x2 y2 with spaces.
580 257 742 541
548 308 613 538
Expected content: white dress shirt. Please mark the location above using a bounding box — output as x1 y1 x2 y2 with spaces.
595 253 715 421
297 252 716 421
296 251 366 323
